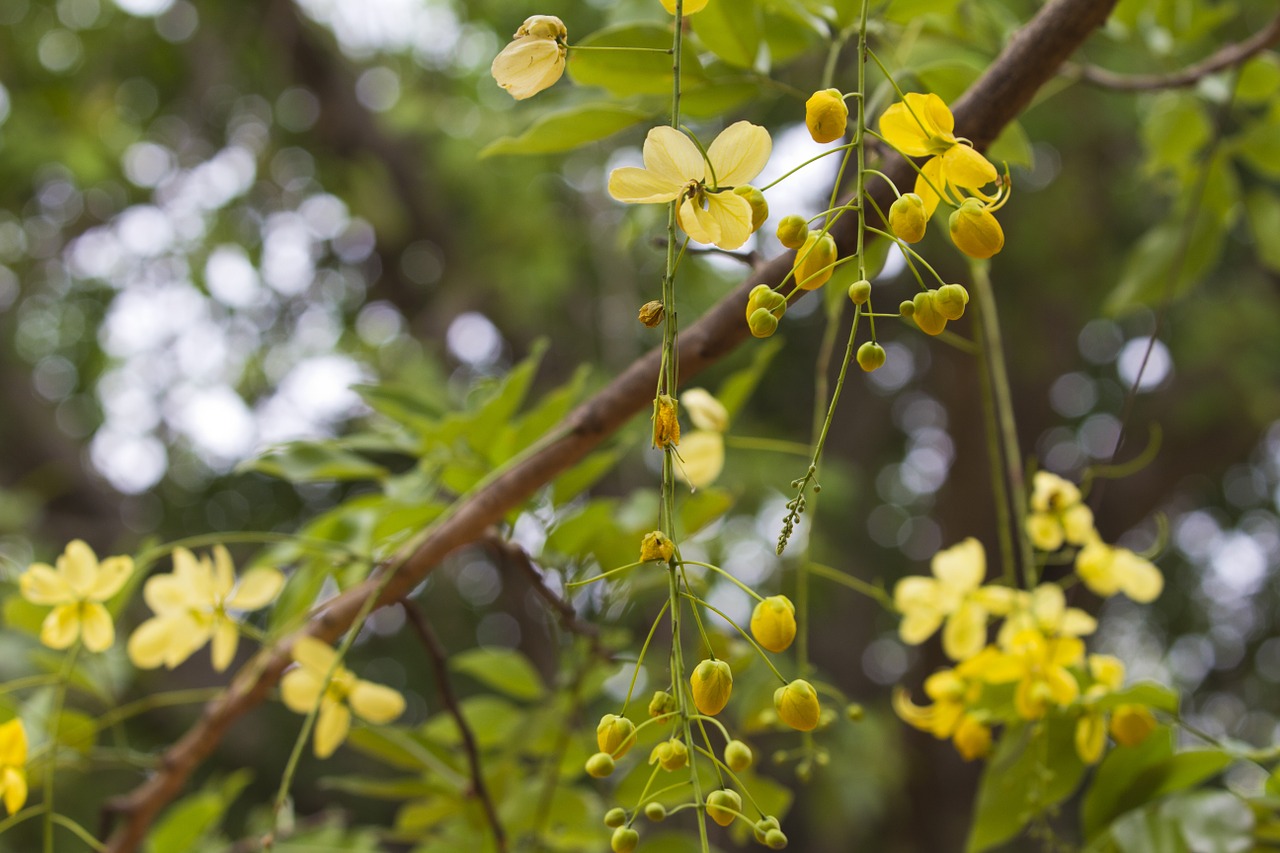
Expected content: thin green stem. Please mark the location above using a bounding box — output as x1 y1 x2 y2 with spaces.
680 561 765 603
723 436 814 456
758 143 857 192
0 674 60 696
806 562 895 610
43 642 80 853
567 45 671 54
680 593 788 685
50 814 106 852
972 285 1015 585
565 560 648 588
690 745 766 815
621 600 671 715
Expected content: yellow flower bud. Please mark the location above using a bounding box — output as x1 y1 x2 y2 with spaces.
948 198 1005 259
653 395 680 448
856 341 886 372
911 291 947 336
585 751 616 778
847 279 871 305
754 816 781 845
517 15 566 40
648 738 688 771
889 193 928 243
1109 704 1157 747
706 789 742 827
934 283 969 321
724 739 752 772
491 16 568 101
746 283 786 321
953 715 992 761
748 307 780 338
750 595 796 653
638 300 664 327
805 89 849 144
604 807 627 827
776 214 809 250
659 0 709 15
1076 711 1107 765
793 231 837 290
639 531 675 563
611 826 639 853
774 679 821 731
644 801 667 821
596 714 637 758
899 299 915 317
690 659 733 715
648 690 678 719
734 185 769 233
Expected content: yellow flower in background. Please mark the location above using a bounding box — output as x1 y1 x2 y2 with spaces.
676 388 729 489
878 92 997 217
20 540 134 653
996 582 1097 647
280 637 406 759
1110 704 1157 747
893 648 997 759
659 0 710 15
1026 471 1095 551
1075 537 1163 603
981 628 1084 720
609 122 772 250
894 538 1014 661
128 546 284 672
0 719 28 815
490 15 568 101
681 388 729 433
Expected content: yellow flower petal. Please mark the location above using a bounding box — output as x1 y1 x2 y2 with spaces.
1061 609 1098 637
1076 539 1120 597
349 681 406 724
19 565 71 606
704 190 754 250
1062 504 1095 545
895 577 942 644
313 700 351 759
931 537 985 594
940 144 997 190
659 0 710 15
892 687 935 731
40 604 80 650
60 540 99 598
226 567 285 611
1075 712 1107 764
211 620 238 672
0 720 27 767
914 157 945 218
878 98 934 157
706 121 771 188
80 602 115 653
490 36 565 101
1115 550 1163 603
292 636 340 676
942 600 988 661
89 556 133 602
1 767 26 815
280 668 325 713
1089 654 1126 691
678 196 722 246
953 715 992 761
676 430 724 489
607 166 683 204
144 573 197 616
1027 513 1065 551
680 388 729 433
213 545 236 600
644 126 704 187
128 617 181 669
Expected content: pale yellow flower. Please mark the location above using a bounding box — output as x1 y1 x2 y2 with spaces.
280 637 406 759
681 388 729 433
609 122 772 250
0 719 28 815
659 0 709 14
128 546 284 672
1026 471 1095 551
1075 537 1163 603
996 582 1096 648
894 538 1014 661
878 92 997 217
677 431 725 489
20 540 133 653
490 15 567 101
981 629 1084 721
1075 654 1127 764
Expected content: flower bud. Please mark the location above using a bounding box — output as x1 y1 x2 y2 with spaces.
774 679 821 732
805 89 849 144
899 299 915 317
911 291 947 336
750 595 796 653
888 193 928 243
953 716 992 761
1109 704 1157 747
734 185 769 233
648 738 688 771
934 283 969 321
640 531 675 563
644 801 667 821
948 198 1005 259
846 703 865 721
748 307 780 338
596 714 638 758
604 807 627 828
681 388 729 433
724 739 753 772
706 789 742 827
690 659 733 716
611 826 640 853
856 341 886 372
586 752 616 778
754 817 781 845
653 395 680 448
648 690 678 719
517 15 567 40
660 0 710 15
638 300 665 327
847 279 871 305
775 214 809 250
793 231 837 290
765 828 789 849
746 283 786 321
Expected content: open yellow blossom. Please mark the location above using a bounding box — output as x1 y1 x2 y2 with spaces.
893 647 997 759
660 0 710 15
675 388 728 489
996 582 1096 648
608 122 772 250
1027 471 1095 551
128 546 284 672
1075 654 1127 764
280 636 406 759
0 720 27 815
894 538 1014 661
490 15 567 101
1075 537 1163 603
878 92 997 217
681 388 729 433
20 540 133 653
981 629 1084 720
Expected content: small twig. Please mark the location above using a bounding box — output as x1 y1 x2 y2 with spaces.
1067 12 1280 91
400 600 508 853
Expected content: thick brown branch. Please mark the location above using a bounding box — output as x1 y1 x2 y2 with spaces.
1068 13 1280 91
102 0 1116 848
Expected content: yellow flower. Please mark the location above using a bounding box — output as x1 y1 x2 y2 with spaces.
128 546 284 672
952 715 993 761
649 738 688 771
596 714 638 758
878 92 997 218
1110 704 1157 747
659 0 710 15
639 530 675 563
676 431 724 489
996 582 1097 648
981 629 1084 721
774 679 821 731
793 230 837 290
1075 537 1163 603
893 646 997 758
20 540 134 653
893 538 1014 661
805 89 848 144
1074 654 1128 764
0 720 27 815
1026 471 1095 551
1075 709 1108 764
680 388 729 433
490 15 568 101
750 595 797 653
948 198 1005 259
690 659 733 715
280 636 406 758
653 394 680 448
608 122 772 250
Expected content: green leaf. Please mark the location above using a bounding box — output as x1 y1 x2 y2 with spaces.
469 340 548 458
1090 681 1179 715
481 104 650 157
1268 766 1280 797
1236 116 1280 179
1092 803 1190 853
1237 54 1280 105
319 775 448 800
552 448 624 505
569 24 703 97
883 0 965 24
681 80 762 119
1245 189 1280 273
693 0 761 69
420 695 524 750
1105 215 1224 314
54 709 97 755
716 336 783 421
3 594 45 638
1142 93 1211 174
988 120 1033 170
268 567 330 634
451 647 546 701
146 769 251 853
1172 790 1253 853
240 442 387 483
760 4 823 64
346 726 446 772
680 487 734 536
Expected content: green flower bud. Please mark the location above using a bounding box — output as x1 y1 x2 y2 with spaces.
706 789 742 827
585 752 615 778
725 739 753 772
648 738 688 771
911 291 947 336
889 193 928 243
746 283 786 321
596 714 637 758
848 279 872 305
935 283 969 321
856 341 886 372
604 807 627 828
748 307 780 338
648 690 678 719
775 214 809 250
754 816 781 845
948 198 1005 259
793 231 837 291
846 703 865 721
690 659 733 716
611 826 639 853
766 828 789 849
899 299 915 317
734 185 769 233
805 88 849 144
750 595 797 653
773 679 821 732
644 801 667 822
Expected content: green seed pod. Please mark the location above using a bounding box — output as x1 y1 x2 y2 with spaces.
856 341 886 372
847 279 872 305
611 826 639 853
899 299 915 317
748 307 780 338
935 283 969 321
585 752 615 778
775 214 809 250
888 193 928 243
734 185 769 233
648 690 677 719
724 739 753 772
706 789 742 827
644 801 667 822
604 807 627 828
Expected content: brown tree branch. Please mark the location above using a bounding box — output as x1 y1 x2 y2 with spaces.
102 0 1117 848
1067 12 1280 91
